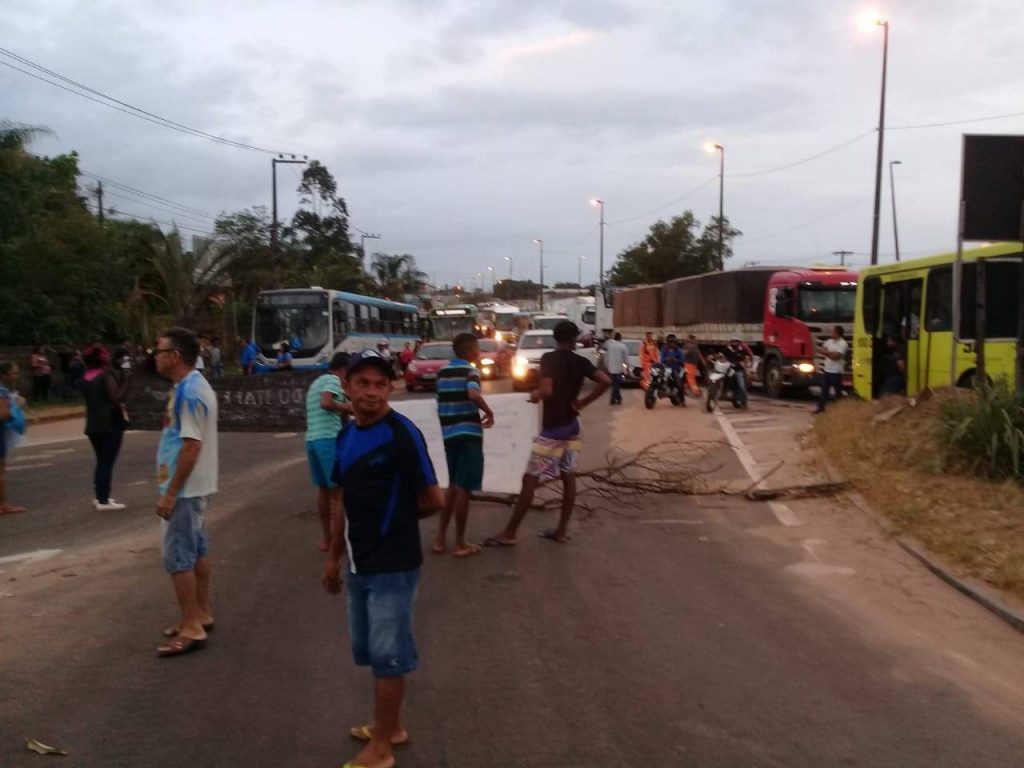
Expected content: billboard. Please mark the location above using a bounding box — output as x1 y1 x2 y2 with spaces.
961 134 1024 242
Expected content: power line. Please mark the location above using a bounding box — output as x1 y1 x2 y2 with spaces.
889 110 1024 131
0 47 298 155
78 170 219 220
86 200 215 236
99 189 217 226
728 131 875 179
610 177 717 225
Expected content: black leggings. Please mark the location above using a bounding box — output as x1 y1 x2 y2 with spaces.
88 428 125 504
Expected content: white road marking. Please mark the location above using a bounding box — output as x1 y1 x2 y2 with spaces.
274 432 298 439
8 462 54 471
0 549 62 566
714 410 802 527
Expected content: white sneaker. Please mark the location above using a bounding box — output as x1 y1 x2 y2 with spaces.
95 501 127 512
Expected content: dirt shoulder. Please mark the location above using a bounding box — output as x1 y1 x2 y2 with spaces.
813 396 1024 602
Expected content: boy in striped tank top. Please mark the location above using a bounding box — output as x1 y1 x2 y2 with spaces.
433 333 494 557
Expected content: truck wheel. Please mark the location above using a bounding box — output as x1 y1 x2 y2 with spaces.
644 390 657 410
764 359 783 398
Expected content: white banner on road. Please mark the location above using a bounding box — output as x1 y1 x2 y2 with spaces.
392 393 539 495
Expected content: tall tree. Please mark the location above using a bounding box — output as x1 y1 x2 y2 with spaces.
143 230 241 328
607 211 741 286
372 253 428 298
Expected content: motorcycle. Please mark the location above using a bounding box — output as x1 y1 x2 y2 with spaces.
705 356 744 412
644 363 685 409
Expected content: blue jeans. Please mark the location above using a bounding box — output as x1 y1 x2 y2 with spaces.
732 369 748 407
347 568 420 677
610 373 623 403
817 372 843 411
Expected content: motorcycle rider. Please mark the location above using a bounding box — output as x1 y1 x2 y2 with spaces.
639 331 659 391
660 335 686 402
722 337 752 408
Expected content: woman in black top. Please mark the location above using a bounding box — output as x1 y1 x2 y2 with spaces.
83 347 132 511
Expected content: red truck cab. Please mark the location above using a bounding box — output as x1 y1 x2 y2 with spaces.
761 268 858 396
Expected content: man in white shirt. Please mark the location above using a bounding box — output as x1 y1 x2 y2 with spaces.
815 325 849 414
152 327 219 657
603 332 630 405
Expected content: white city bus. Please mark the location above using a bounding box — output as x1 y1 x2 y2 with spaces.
251 288 420 372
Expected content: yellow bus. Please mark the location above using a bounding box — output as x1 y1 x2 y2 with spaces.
853 243 1022 399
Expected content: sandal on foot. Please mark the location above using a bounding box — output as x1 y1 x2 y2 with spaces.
350 724 409 746
538 528 571 543
162 622 215 638
452 544 481 558
156 635 206 657
481 536 516 548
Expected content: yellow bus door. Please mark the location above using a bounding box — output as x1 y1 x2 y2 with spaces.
879 278 923 396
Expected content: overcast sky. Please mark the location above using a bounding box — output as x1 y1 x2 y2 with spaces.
4 0 1023 287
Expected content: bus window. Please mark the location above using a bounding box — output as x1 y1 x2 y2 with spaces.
369 306 381 333
333 301 348 338
862 277 881 335
355 304 369 333
925 268 952 332
881 282 904 339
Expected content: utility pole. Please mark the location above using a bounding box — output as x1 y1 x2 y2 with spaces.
270 154 308 251
359 232 381 269
889 160 902 262
832 250 854 266
94 181 104 228
869 19 890 266
533 238 544 311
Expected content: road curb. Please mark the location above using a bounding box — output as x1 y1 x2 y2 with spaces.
27 408 85 426
837 467 1024 638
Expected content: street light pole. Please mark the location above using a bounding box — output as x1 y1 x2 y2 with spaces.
889 159 902 262
487 265 495 294
869 18 890 266
270 154 308 251
578 255 587 287
704 143 725 270
533 238 544 311
504 255 513 279
590 199 605 292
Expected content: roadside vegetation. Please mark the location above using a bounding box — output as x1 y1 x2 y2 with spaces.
815 388 1024 601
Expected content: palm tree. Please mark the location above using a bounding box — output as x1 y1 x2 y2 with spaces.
0 120 53 151
143 229 240 328
371 253 427 298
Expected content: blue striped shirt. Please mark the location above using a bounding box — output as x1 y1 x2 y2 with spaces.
436 358 482 442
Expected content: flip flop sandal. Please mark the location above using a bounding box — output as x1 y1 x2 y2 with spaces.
162 622 215 638
350 724 409 746
452 544 481 558
538 528 571 543
481 536 516 548
156 635 206 658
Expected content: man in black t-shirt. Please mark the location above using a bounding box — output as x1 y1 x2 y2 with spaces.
322 350 444 768
486 321 610 545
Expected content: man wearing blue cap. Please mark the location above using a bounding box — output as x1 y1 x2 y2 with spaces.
322 349 444 768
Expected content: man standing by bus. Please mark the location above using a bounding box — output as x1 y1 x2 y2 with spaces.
305 352 352 552
815 325 848 413
322 350 444 768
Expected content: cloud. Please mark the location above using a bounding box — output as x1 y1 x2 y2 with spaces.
495 30 599 63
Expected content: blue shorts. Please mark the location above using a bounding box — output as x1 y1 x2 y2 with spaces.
347 568 420 678
306 438 338 488
161 496 209 574
444 439 484 492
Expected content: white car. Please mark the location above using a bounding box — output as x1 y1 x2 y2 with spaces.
511 330 556 391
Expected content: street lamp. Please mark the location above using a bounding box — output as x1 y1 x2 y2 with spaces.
533 238 544 311
860 10 891 266
889 160 902 262
504 255 513 279
578 254 587 287
487 265 495 293
590 199 605 293
704 142 725 270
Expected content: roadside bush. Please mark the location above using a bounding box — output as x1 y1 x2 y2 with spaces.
938 384 1024 481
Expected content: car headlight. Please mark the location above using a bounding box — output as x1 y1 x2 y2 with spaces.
481 366 492 376
514 355 528 367
480 357 495 366
797 362 816 374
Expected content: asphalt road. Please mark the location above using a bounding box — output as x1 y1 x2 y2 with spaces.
2 382 1024 767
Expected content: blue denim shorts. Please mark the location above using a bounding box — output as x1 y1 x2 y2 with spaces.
161 496 209 574
306 437 338 488
347 568 420 677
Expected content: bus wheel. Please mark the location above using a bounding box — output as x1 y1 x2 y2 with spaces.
764 359 783 398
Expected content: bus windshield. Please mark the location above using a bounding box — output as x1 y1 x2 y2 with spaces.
494 313 518 332
255 293 329 355
799 287 856 324
431 315 475 340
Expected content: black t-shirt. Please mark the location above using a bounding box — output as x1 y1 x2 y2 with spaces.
539 349 596 432
723 345 750 366
334 409 437 574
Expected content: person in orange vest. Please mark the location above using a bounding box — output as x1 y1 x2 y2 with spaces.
639 330 660 390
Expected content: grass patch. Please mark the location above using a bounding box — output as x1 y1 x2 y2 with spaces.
814 392 1024 601
24 398 84 415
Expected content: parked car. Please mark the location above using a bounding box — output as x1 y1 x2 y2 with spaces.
511 330 556 391
404 342 452 392
474 338 513 380
596 338 644 386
